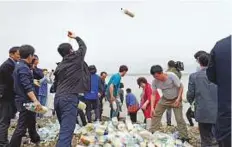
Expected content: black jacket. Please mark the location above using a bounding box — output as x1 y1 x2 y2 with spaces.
207 35 231 141
54 36 90 96
0 58 16 102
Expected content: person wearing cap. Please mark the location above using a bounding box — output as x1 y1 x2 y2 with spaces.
53 32 90 147
149 65 189 143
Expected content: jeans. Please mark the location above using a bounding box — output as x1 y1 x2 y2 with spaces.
0 101 15 147
54 94 78 147
38 95 47 106
85 99 99 123
110 100 120 119
9 110 40 147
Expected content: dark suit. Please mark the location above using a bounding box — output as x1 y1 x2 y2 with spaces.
187 68 218 146
207 35 231 147
0 58 17 146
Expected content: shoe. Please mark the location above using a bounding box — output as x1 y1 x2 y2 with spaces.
179 137 190 143
167 123 172 126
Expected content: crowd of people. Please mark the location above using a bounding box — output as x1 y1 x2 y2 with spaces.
0 32 231 147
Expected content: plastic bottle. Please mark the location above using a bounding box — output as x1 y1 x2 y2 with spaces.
112 101 117 111
121 8 135 18
23 103 48 114
77 101 86 110
125 116 133 131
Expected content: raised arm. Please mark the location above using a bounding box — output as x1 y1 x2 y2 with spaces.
68 32 87 58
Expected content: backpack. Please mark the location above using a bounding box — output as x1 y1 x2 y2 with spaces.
84 74 100 100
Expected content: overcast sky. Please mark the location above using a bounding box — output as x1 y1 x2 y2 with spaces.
0 0 231 73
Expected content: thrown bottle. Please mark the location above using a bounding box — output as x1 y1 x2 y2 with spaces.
121 8 135 18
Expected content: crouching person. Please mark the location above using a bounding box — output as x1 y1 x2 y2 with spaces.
126 88 139 123
9 45 41 147
54 32 90 147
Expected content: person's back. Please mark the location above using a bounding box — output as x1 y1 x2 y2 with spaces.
207 35 231 144
189 69 217 123
85 74 100 100
54 35 90 96
126 93 138 106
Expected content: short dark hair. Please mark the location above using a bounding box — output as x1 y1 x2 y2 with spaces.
150 65 163 75
100 71 107 76
120 83 124 88
168 60 176 68
137 77 147 86
9 46 20 54
34 54 39 60
126 88 131 93
88 65 97 74
198 54 209 67
19 45 35 59
43 69 48 72
119 65 128 72
194 50 207 59
58 43 72 57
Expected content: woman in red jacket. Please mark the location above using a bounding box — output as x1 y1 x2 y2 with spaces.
137 77 160 130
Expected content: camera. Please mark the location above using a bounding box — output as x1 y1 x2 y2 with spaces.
175 61 184 71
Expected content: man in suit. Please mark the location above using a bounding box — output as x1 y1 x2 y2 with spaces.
9 45 42 147
207 35 231 147
0 47 20 147
187 54 218 146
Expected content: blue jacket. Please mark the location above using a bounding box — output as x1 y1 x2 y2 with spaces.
13 60 35 112
126 93 138 107
187 68 217 124
207 35 231 141
84 74 101 100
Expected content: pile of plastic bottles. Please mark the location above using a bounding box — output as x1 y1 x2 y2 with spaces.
74 117 193 147
35 116 193 146
37 120 60 142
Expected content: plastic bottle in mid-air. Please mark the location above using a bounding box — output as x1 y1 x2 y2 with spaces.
121 8 135 18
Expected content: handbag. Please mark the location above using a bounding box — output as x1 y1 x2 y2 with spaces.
128 104 139 113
